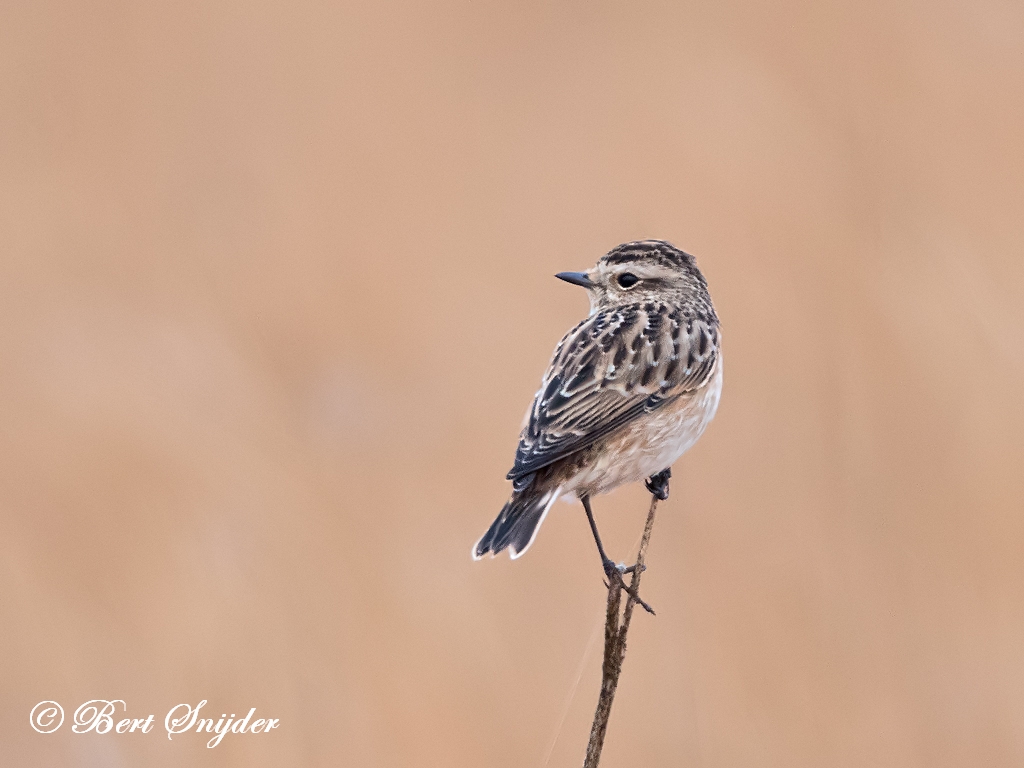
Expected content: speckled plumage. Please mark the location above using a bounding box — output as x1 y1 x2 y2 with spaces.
474 240 722 560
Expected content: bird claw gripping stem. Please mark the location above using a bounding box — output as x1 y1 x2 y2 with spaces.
645 468 671 501
601 558 655 615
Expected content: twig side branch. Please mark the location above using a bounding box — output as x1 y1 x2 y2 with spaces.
582 495 660 768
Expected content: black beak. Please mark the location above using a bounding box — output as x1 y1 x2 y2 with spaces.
555 271 594 288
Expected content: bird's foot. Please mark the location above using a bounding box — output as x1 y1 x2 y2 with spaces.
601 558 655 615
602 558 645 576
645 468 671 501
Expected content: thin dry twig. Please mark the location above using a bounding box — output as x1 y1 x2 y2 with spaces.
582 494 660 768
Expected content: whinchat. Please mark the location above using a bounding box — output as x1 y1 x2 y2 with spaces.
473 240 722 574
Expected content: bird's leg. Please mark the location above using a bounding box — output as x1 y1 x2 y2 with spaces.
645 467 671 501
581 494 616 576
581 494 655 615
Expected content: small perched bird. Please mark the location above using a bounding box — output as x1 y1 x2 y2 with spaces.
473 240 722 572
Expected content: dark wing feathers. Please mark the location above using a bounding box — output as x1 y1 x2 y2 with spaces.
507 304 719 480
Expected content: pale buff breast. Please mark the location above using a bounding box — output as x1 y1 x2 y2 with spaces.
560 354 723 498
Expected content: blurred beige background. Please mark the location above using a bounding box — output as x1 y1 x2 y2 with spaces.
2 0 1024 765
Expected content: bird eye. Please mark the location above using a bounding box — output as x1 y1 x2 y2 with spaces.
617 273 640 288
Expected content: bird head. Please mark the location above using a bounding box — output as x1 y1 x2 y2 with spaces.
556 240 710 315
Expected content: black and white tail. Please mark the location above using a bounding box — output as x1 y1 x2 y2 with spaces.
472 488 559 560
